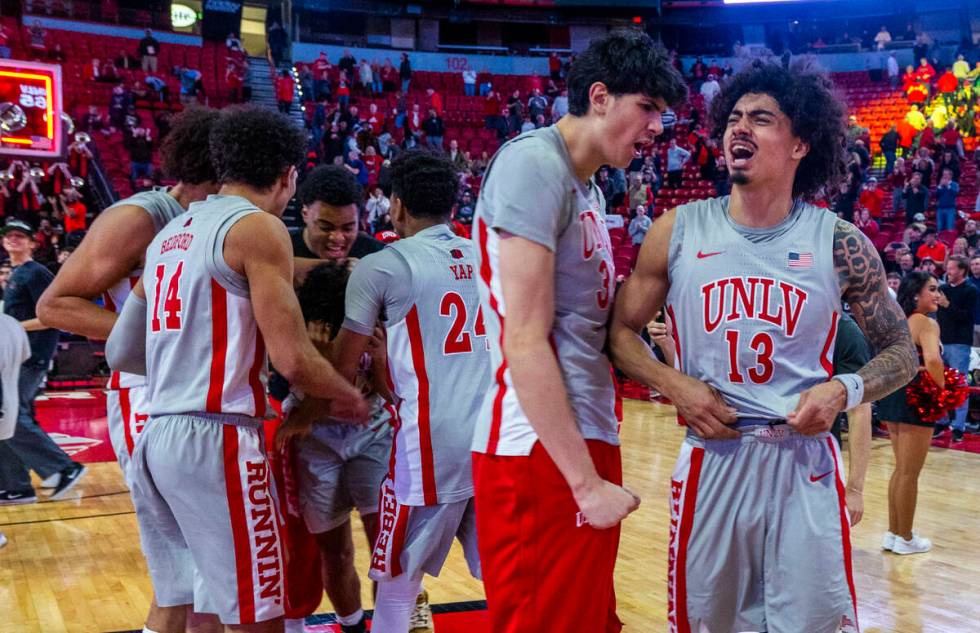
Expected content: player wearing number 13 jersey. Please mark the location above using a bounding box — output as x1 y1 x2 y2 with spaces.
611 65 916 633
329 150 489 632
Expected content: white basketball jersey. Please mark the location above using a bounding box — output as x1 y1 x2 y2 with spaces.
104 188 185 390
666 196 842 419
142 194 268 418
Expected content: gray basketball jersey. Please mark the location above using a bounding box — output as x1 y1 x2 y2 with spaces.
666 197 841 418
344 224 491 506
105 188 186 390
471 125 618 456
142 194 269 418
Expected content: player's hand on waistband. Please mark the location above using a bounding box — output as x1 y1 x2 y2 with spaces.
786 380 847 435
668 373 739 440
574 479 641 530
326 382 371 424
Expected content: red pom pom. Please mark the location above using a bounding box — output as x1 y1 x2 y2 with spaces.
905 367 970 423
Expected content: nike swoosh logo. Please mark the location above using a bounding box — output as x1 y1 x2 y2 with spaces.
809 470 834 483
697 250 724 259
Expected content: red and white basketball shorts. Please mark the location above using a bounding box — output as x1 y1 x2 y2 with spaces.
668 425 858 633
105 385 150 487
369 475 481 582
472 440 624 633
130 412 287 625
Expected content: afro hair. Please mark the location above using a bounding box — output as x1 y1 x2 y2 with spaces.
159 107 220 185
208 105 306 189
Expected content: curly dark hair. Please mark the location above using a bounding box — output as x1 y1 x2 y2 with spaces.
896 271 935 317
296 261 349 337
567 29 687 117
298 164 363 208
388 149 458 220
159 107 220 184
208 105 306 189
708 64 848 200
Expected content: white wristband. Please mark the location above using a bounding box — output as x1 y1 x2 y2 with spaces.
833 373 864 411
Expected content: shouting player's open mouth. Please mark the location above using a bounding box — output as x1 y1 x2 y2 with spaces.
729 138 757 169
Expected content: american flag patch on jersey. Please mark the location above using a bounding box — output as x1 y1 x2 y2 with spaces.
788 251 813 269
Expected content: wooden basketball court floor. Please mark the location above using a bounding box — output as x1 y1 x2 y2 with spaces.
2 399 979 633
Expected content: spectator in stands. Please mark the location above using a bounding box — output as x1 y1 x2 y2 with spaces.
874 26 892 50
267 22 287 67
115 48 139 71
337 73 351 111
880 125 899 175
950 237 969 261
859 177 885 218
399 53 412 93
125 127 154 183
903 171 929 224
660 106 676 141
0 24 10 59
56 190 86 235
297 64 313 100
365 186 390 233
906 220 926 254
628 205 652 246
139 29 159 73
628 173 653 211
344 149 368 187
937 255 977 442
98 61 118 84
527 89 548 121
887 53 900 88
178 67 202 105
28 20 47 58
911 147 934 185
47 43 66 64
937 147 961 183
700 74 720 109
456 190 475 225
226 32 243 53
552 88 569 123
854 206 879 238
82 58 101 82
506 90 524 134
427 87 444 117
358 58 373 96
690 56 707 90
917 228 948 264
277 69 294 114
898 251 916 277
666 138 691 189
422 109 444 150
886 271 902 295
448 139 469 172
834 175 859 223
548 52 562 81
312 53 331 99
227 61 246 104
381 58 397 92
462 67 477 97
935 168 960 232
108 83 130 131
964 219 980 249
338 49 356 78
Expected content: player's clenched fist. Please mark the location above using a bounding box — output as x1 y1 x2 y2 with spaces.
667 372 739 440
573 479 641 529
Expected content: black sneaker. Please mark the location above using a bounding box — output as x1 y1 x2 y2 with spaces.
340 615 367 633
933 425 949 439
952 429 965 443
0 489 38 505
49 462 87 501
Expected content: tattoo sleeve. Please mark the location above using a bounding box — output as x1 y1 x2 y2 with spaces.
834 219 917 401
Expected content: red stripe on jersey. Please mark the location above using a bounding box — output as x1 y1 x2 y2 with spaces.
666 304 686 426
207 280 229 413
405 305 438 505
673 446 704 633
827 436 859 628
478 217 509 454
819 312 841 379
223 425 257 624
248 330 266 418
118 387 135 455
109 371 121 390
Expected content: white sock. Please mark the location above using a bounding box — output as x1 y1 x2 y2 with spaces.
283 617 306 633
337 608 364 626
371 573 424 633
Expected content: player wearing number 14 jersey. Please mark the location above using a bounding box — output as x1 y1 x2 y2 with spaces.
330 149 490 632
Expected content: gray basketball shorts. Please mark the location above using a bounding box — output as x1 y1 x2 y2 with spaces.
294 419 393 534
105 385 150 488
667 423 859 633
130 412 286 625
368 476 481 582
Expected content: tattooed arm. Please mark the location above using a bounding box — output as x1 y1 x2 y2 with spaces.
786 220 916 435
834 219 917 400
